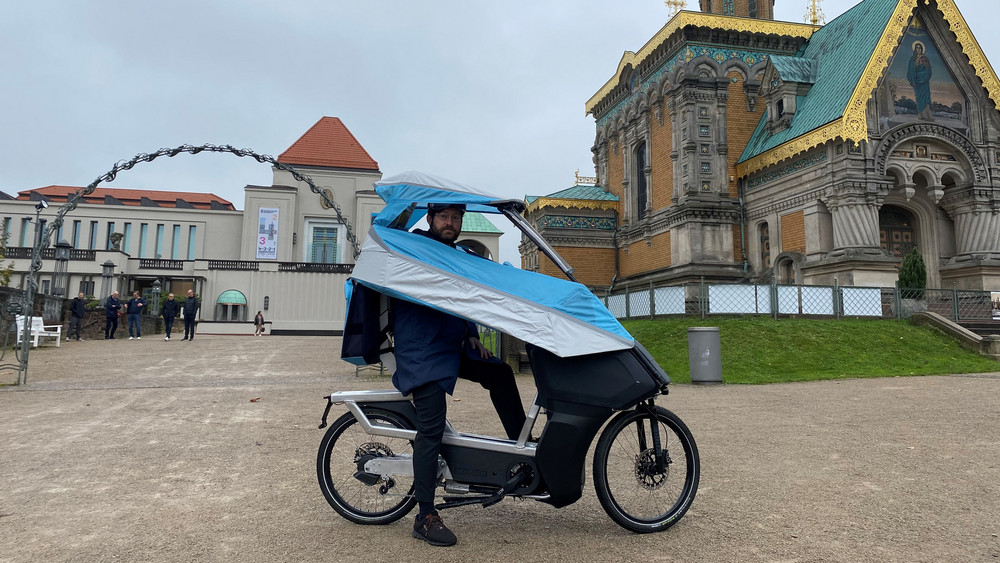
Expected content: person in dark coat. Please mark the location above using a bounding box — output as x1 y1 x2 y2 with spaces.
391 203 527 547
160 293 180 341
104 290 121 339
253 311 265 336
181 289 200 341
68 292 86 341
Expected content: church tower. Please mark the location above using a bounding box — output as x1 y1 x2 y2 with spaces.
698 0 774 19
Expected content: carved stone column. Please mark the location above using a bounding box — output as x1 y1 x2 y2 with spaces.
941 187 1000 254
821 184 886 250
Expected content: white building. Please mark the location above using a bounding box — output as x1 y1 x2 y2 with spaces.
2 117 503 334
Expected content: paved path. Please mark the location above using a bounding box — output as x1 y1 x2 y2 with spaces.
1 336 999 562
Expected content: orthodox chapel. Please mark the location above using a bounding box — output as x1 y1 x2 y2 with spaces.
521 0 1000 292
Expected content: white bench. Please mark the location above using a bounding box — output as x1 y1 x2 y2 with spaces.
14 315 61 348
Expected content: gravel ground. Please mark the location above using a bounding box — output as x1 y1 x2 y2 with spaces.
1 335 999 562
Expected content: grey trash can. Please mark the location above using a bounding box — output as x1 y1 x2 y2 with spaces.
688 327 722 384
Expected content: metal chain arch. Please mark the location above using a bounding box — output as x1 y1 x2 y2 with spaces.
11 144 361 384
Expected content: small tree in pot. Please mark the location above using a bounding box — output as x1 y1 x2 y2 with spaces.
898 246 927 307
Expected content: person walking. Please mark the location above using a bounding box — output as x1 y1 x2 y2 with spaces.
125 290 146 340
160 293 179 340
68 292 86 341
181 289 200 341
104 290 121 339
253 311 265 336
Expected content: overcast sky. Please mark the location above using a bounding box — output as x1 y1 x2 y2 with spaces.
1 1 995 263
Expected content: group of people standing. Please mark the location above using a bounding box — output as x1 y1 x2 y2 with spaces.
98 289 201 341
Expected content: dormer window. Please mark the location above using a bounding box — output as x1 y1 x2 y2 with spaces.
776 100 785 118
761 56 817 135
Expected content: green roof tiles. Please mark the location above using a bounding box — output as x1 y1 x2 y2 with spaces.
460 211 503 234
769 55 818 83
527 184 619 202
739 0 901 163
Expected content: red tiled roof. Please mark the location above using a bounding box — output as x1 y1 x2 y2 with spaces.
15 186 236 210
277 117 379 171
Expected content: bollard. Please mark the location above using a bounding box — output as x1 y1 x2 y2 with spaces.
688 327 722 384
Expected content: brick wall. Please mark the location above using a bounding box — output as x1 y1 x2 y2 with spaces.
780 211 806 254
539 246 616 286
620 231 671 278
726 70 761 199
650 112 674 210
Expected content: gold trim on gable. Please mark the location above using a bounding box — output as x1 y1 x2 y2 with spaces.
736 0 1000 179
525 198 620 214
735 122 841 177
585 11 819 115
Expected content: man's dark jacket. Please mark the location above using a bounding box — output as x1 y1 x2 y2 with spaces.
161 299 180 319
125 297 146 315
182 295 200 317
104 296 121 318
70 297 86 319
390 229 477 396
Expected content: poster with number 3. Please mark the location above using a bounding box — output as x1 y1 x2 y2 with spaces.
256 207 279 259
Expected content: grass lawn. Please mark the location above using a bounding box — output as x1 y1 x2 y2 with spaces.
623 317 1000 384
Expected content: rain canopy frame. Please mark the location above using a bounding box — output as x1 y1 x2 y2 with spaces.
348 171 636 359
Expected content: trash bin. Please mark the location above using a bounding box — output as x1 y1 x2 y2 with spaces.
688 327 722 384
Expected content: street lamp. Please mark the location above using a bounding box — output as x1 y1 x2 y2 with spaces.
53 239 71 297
19 199 50 385
152 278 162 316
100 260 115 301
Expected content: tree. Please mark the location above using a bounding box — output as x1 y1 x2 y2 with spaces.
898 247 926 299
0 221 13 287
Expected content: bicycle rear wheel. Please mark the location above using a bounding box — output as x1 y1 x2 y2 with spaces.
593 405 699 533
317 409 417 525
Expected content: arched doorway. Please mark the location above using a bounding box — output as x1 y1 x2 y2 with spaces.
878 205 916 258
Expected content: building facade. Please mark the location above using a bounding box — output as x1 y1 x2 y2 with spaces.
2 117 503 333
523 0 1000 293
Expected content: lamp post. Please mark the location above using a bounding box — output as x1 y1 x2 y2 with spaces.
18 199 49 385
151 278 162 317
100 260 115 302
53 239 71 297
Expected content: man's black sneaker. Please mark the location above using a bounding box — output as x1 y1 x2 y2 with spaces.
412 513 457 547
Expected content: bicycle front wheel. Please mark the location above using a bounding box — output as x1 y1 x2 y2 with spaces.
317 409 417 525
593 405 699 533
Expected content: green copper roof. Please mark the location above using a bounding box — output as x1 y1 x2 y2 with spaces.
460 211 502 234
217 289 247 304
739 0 900 163
769 55 817 83
525 184 619 204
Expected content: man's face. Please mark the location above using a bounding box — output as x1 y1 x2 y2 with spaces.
133 292 139 298
113 291 119 298
77 293 84 299
168 293 175 300
187 290 194 297
429 208 464 243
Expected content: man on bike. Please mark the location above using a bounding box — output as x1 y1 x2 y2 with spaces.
391 202 527 547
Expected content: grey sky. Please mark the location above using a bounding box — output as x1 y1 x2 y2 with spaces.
1 1 995 263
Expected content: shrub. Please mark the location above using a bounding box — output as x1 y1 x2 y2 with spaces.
898 247 926 299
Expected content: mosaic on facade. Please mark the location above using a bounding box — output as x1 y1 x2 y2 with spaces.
538 215 617 230
884 15 964 128
746 150 828 190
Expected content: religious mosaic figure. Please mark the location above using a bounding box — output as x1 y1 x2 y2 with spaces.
907 41 933 120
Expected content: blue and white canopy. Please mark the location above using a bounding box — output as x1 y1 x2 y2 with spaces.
350 171 634 358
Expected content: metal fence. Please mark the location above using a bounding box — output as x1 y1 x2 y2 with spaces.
604 279 995 323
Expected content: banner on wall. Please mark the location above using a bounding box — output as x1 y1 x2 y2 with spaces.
256 207 279 260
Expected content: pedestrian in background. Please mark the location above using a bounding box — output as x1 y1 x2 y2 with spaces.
161 293 179 341
104 290 121 340
254 311 265 336
68 292 86 341
181 289 200 341
125 290 146 340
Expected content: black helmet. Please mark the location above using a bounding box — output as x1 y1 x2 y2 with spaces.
427 203 466 215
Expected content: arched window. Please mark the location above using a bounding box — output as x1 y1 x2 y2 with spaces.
758 222 771 270
635 142 648 220
749 0 758 18
215 289 248 322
